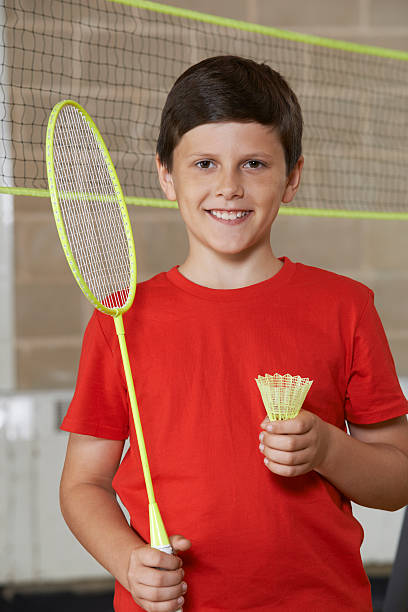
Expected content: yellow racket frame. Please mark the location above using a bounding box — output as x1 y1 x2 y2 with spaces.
46 100 170 551
46 99 136 316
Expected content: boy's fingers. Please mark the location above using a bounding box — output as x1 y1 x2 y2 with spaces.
169 534 192 553
263 458 311 478
261 411 313 434
128 544 188 611
135 546 180 570
137 565 185 588
260 431 310 452
260 419 296 434
137 595 185 612
136 581 187 604
262 446 311 466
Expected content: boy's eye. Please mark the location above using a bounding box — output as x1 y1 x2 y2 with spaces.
196 160 214 169
244 160 265 169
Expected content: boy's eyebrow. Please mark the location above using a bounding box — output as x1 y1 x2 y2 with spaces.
186 151 275 158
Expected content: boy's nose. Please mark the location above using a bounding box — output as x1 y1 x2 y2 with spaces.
215 170 244 200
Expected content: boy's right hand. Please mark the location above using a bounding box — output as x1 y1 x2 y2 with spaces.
127 535 191 612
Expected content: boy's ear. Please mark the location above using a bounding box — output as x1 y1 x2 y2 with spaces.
282 155 304 204
155 154 177 201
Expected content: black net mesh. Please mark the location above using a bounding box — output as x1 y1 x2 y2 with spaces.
1 0 408 214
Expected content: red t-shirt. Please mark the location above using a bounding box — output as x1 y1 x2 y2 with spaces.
61 257 407 611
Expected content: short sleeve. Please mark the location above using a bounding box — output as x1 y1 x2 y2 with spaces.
61 311 130 440
345 290 408 424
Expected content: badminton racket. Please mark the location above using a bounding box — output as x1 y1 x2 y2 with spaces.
46 100 177 576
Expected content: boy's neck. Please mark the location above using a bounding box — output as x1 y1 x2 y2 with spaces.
177 247 283 290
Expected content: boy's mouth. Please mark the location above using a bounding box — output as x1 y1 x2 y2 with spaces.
205 209 253 224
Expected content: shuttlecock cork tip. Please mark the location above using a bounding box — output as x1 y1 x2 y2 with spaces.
255 372 313 421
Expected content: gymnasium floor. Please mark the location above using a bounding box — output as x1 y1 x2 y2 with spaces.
0 576 388 611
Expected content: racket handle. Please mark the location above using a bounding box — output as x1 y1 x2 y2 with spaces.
149 505 183 609
151 544 183 612
152 544 174 555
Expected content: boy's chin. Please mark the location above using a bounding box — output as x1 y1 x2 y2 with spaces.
208 242 256 258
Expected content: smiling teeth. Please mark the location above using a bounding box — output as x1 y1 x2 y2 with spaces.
210 210 250 220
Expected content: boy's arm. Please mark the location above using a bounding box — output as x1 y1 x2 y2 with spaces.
259 412 408 511
60 433 189 611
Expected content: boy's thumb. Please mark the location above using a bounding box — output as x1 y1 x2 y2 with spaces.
169 534 192 553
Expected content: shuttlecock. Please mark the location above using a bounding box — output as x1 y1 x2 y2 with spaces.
255 373 313 421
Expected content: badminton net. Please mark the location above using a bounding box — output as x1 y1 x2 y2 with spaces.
1 0 408 218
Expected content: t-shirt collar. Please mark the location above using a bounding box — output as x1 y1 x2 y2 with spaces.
165 256 295 301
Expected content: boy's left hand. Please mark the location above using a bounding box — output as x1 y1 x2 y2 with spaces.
259 410 330 477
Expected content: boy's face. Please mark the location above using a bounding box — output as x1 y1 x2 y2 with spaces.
156 122 303 258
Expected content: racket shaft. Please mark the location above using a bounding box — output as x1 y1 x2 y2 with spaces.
114 315 155 502
114 316 172 551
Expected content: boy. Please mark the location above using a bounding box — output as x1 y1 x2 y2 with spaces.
60 56 408 612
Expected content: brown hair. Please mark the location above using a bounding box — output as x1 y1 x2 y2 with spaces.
156 55 303 175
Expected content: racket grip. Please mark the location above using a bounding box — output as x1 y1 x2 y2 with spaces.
151 544 183 612
152 543 174 555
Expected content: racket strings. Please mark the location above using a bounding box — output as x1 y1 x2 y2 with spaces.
58 106 129 304
54 106 130 308
53 105 131 310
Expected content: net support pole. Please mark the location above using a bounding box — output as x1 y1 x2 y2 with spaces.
114 315 171 550
0 0 16 391
0 194 15 391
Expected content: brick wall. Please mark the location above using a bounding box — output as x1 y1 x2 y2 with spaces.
13 0 408 388
162 0 408 51
152 0 408 378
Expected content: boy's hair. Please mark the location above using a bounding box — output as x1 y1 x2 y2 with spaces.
156 55 303 175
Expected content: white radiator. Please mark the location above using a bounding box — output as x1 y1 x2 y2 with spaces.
0 391 110 585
